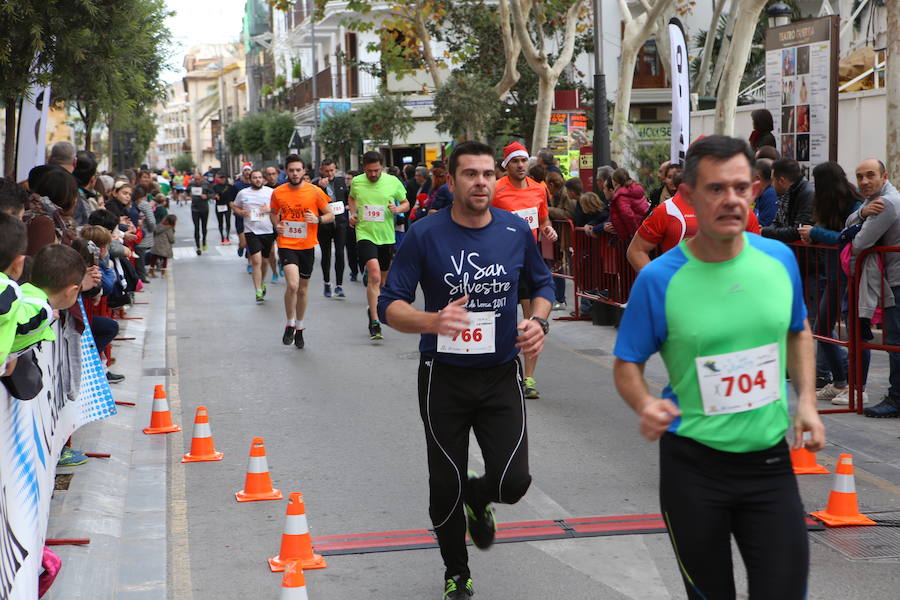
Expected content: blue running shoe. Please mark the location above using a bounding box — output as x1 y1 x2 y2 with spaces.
324 283 332 298
246 264 252 274
271 272 280 284
58 448 88 467
864 396 900 418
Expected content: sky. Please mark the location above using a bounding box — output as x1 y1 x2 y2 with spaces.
163 0 248 82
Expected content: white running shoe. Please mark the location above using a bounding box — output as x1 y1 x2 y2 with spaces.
832 389 868 406
816 383 844 402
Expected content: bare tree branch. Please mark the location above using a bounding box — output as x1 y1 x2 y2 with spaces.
493 0 522 98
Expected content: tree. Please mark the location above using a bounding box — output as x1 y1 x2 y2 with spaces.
225 122 244 157
692 0 725 94
356 91 414 163
173 153 195 172
239 112 269 157
611 0 674 165
713 0 768 135
433 72 502 141
264 112 296 156
886 0 899 176
509 0 585 152
318 110 364 168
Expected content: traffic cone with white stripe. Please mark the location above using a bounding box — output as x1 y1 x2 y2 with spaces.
142 385 181 435
269 492 327 572
235 437 282 502
790 433 829 474
279 561 308 599
810 453 875 526
181 406 223 463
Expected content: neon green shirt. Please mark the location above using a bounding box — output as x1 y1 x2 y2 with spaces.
350 173 406 245
0 273 23 365
11 283 55 353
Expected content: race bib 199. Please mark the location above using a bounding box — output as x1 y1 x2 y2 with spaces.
437 312 496 355
330 201 346 216
283 220 308 239
363 205 385 222
513 206 539 230
695 343 781 416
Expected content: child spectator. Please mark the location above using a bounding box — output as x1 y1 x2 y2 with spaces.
0 213 28 376
577 192 609 237
149 215 176 278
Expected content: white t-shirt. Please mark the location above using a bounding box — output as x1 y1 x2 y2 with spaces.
234 186 275 235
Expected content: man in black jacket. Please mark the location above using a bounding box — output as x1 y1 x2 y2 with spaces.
314 158 350 298
762 158 814 242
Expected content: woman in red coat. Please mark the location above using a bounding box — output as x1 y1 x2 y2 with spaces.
607 168 649 239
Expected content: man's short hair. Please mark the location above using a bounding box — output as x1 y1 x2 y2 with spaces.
30 244 86 294
362 151 384 166
73 151 98 187
754 158 773 182
755 145 780 160
284 154 305 169
447 141 495 177
250 169 263 178
537 148 554 165
88 209 119 231
683 135 755 186
320 158 336 168
415 166 429 178
34 169 78 212
0 177 29 215
0 212 27 271
403 164 415 180
772 158 802 183
48 141 76 166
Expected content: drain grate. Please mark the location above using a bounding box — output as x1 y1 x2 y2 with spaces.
576 348 609 356
142 367 175 376
815 510 900 560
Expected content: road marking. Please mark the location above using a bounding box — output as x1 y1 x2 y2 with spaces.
166 268 193 600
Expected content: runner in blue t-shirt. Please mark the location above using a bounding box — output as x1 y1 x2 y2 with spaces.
378 141 554 600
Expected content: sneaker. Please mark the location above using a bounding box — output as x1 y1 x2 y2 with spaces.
464 471 496 549
202 244 208 251
863 396 900 418
246 264 252 274
324 283 332 298
278 266 285 278
256 291 265 304
261 283 267 297
282 326 295 345
106 372 125 384
816 383 845 402
349 273 358 282
831 389 868 406
552 301 567 311
369 320 383 341
443 575 474 599
523 377 539 399
363 271 368 286
816 376 833 390
271 272 280 284
58 448 88 467
294 328 305 349
196 248 202 256
334 285 345 298
237 246 244 257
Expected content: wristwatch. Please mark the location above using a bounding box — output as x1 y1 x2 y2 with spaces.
530 316 550 335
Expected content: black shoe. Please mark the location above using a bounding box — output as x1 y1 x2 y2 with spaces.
282 326 295 345
464 471 496 549
349 273 358 282
369 320 383 341
443 575 474 599
196 248 202 256
106 372 125 383
294 328 305 349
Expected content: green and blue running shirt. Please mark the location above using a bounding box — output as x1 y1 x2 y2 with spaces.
614 233 807 452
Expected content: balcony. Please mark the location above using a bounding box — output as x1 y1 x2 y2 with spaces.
289 68 333 110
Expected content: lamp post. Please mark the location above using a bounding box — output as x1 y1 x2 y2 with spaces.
767 2 793 28
592 0 611 172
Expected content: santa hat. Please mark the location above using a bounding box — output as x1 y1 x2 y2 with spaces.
241 162 253 172
501 141 529 168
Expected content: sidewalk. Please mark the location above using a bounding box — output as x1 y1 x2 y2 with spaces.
46 280 170 599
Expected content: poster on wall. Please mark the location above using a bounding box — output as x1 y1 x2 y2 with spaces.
765 15 839 179
548 111 589 178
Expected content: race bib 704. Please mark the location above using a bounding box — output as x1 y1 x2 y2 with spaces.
695 343 781 416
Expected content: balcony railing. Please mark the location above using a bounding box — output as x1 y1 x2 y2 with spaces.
289 68 333 110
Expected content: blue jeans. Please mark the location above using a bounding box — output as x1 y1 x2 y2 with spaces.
813 262 847 386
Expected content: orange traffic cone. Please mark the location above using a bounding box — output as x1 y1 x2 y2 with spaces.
811 453 875 526
142 385 181 435
235 437 282 502
181 406 223 463
269 492 327 572
279 561 308 600
790 434 829 474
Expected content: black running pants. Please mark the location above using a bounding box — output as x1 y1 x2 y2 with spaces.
417 357 531 580
346 225 359 276
192 209 208 248
659 433 809 600
317 222 347 285
216 208 232 241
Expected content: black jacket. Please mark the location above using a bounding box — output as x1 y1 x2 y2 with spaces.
762 178 814 242
312 175 349 224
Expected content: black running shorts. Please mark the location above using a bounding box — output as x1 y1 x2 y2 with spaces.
245 232 275 258
279 247 316 279
357 239 393 272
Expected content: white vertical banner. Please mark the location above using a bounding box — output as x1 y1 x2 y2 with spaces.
15 82 52 183
668 17 690 166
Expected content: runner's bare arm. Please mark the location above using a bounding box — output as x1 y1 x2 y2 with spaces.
348 194 358 227
539 218 558 242
613 358 681 442
384 296 470 335
626 234 656 273
787 321 826 451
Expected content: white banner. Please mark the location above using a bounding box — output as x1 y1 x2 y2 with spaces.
15 83 52 184
668 17 690 166
0 299 116 598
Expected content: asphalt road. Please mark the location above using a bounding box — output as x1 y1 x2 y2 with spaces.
166 202 900 599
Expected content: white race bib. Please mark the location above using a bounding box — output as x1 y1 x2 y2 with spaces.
250 207 263 222
330 201 346 216
216 204 228 213
363 204 385 222
513 206 539 230
695 343 781 416
283 220 308 239
191 187 203 197
437 312 496 355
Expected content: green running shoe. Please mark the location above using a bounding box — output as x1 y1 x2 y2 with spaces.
464 471 496 550
261 282 267 297
523 376 539 399
443 575 474 599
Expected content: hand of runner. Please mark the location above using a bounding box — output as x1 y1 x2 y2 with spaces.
304 209 319 224
515 318 544 358
349 213 358 227
388 204 402 214
792 402 826 452
542 225 558 242
435 295 470 337
638 398 681 441
276 222 285 235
